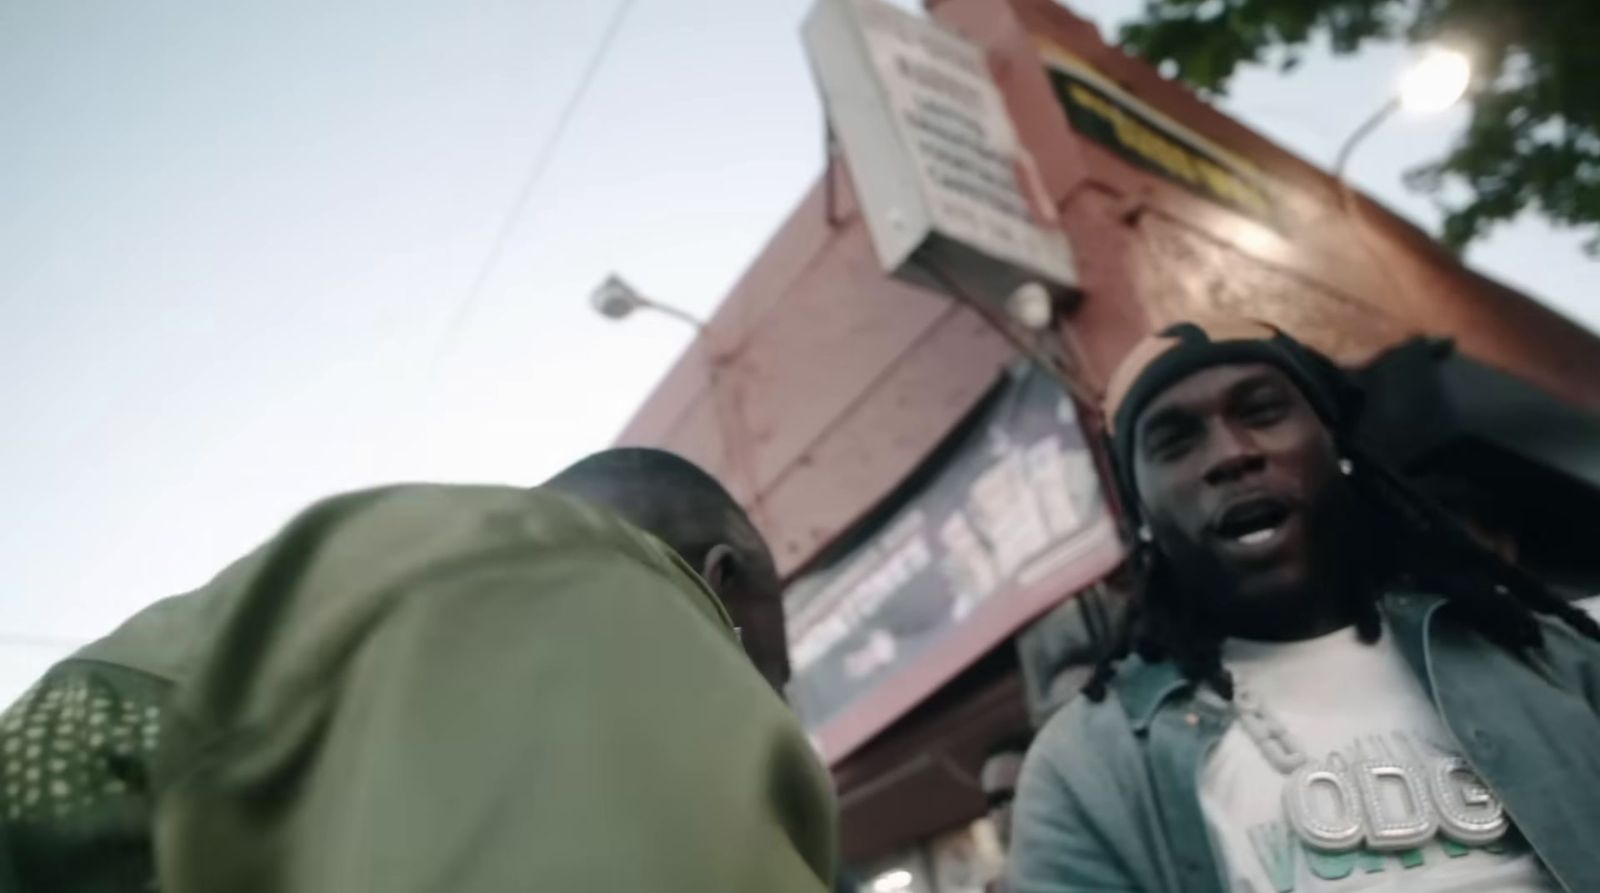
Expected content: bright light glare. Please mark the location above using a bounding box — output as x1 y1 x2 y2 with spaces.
870 869 914 893
1398 48 1471 113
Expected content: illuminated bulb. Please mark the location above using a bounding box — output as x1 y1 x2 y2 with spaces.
1398 48 1471 114
870 869 914 892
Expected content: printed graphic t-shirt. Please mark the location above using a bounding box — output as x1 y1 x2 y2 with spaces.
1197 622 1560 893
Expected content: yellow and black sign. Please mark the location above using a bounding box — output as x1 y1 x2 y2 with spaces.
1043 51 1276 227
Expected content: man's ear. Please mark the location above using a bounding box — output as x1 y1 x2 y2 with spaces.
700 543 739 597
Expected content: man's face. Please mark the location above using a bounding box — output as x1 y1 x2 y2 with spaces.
1131 363 1342 619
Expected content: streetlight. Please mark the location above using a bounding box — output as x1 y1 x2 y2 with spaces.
1329 46 1471 315
589 273 707 332
588 273 761 516
1334 46 1471 178
1398 47 1473 114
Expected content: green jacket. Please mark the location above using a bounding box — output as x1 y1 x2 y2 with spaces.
0 537 224 891
2 485 837 893
1008 592 1600 893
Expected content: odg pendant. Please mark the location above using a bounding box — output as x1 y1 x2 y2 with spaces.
1281 752 1507 851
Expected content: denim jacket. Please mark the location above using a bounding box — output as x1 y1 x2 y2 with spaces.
1007 592 1600 893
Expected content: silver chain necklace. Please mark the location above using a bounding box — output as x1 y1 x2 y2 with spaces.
1228 678 1510 852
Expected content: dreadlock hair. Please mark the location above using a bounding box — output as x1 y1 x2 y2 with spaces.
1082 439 1600 704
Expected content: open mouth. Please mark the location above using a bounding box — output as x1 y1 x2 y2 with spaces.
1212 497 1292 547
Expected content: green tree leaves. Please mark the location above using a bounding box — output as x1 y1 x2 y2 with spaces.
1118 0 1600 254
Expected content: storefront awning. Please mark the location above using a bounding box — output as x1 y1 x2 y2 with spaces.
1356 338 1600 585
1358 338 1600 491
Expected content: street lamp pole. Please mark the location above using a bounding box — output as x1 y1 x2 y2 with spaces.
588 274 762 519
1330 47 1471 306
1334 46 1471 183
1333 96 1400 182
590 274 708 332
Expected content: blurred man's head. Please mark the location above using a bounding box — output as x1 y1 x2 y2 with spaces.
1106 320 1361 640
545 448 790 692
980 735 1031 850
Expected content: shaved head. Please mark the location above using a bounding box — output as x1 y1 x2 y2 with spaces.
544 448 761 569
544 448 789 691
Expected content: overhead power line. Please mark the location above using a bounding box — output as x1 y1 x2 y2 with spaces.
425 0 641 377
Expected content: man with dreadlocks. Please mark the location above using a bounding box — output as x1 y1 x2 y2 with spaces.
1007 319 1600 893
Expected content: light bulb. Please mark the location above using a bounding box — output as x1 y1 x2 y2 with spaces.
1398 48 1471 114
1006 281 1055 330
870 869 913 892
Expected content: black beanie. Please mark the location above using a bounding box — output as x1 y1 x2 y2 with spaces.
1104 319 1360 527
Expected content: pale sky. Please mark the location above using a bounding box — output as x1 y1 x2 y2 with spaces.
2 0 1594 701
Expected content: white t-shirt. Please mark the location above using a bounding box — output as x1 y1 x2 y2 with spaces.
1198 622 1562 893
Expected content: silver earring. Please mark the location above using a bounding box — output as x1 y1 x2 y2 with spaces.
1338 457 1354 477
1138 524 1153 543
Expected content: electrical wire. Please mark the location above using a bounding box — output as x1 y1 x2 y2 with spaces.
424 0 640 377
